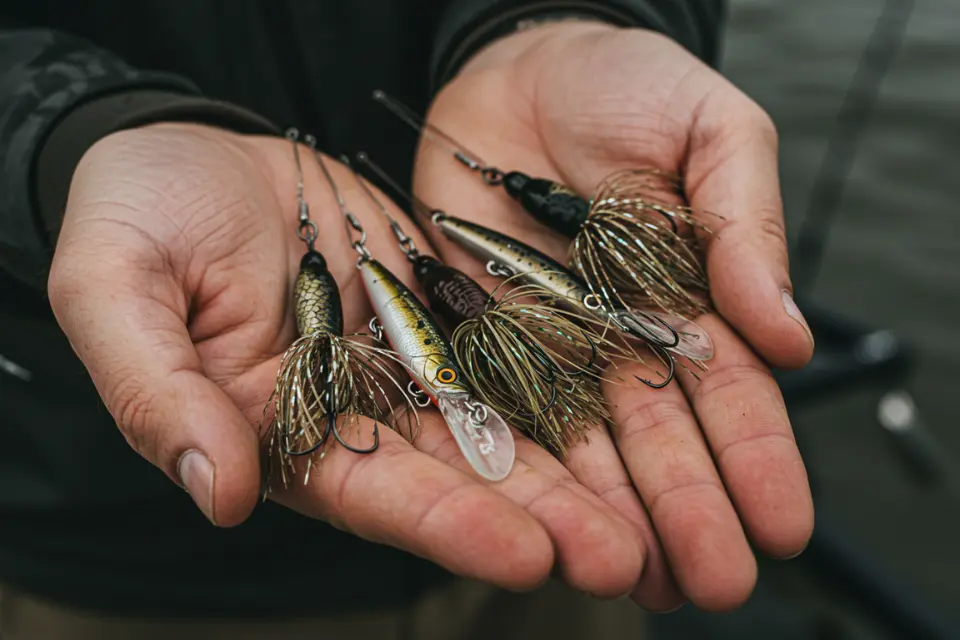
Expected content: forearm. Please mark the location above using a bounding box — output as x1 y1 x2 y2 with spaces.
430 0 727 90
0 28 277 290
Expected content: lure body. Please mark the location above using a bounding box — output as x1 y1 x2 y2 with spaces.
413 254 614 452
370 91 709 320
503 172 589 238
264 250 418 491
435 215 713 361
360 258 515 481
437 216 587 302
295 251 343 336
361 259 470 397
412 255 489 326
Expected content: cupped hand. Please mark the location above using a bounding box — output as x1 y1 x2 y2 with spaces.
47 122 646 595
412 21 816 611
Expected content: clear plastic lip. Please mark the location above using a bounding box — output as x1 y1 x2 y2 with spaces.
436 393 515 482
617 310 714 361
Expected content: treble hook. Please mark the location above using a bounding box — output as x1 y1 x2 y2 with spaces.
652 206 680 235
617 309 681 349
554 324 599 379
331 416 381 454
284 413 333 457
510 329 561 384
478 330 560 416
509 382 559 418
632 344 676 389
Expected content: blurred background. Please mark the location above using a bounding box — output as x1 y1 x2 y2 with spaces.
651 0 959 637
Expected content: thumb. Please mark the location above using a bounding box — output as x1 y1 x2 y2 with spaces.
48 245 261 527
685 90 815 369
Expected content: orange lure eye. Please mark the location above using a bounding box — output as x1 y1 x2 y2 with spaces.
437 367 457 384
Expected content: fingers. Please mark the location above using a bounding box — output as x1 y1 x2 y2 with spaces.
677 315 814 558
273 413 554 591
684 90 814 369
278 153 557 590
410 414 644 598
561 427 686 612
49 231 261 527
602 359 757 612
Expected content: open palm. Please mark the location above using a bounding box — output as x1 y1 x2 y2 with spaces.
48 122 648 596
411 22 816 611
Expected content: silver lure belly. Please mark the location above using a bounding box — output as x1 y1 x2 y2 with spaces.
359 259 469 398
436 216 600 311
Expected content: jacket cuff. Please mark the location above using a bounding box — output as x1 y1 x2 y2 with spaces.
430 0 725 92
35 90 280 246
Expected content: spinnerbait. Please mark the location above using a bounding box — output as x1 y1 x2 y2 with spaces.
355 155 710 390
259 129 419 493
312 152 515 481
373 90 717 320
348 155 622 454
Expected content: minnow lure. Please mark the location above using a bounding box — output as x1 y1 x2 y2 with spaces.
372 90 715 320
313 153 515 481
356 155 714 389
259 130 418 493
348 157 615 453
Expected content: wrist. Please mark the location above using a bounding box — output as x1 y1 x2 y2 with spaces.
36 91 278 246
460 19 617 75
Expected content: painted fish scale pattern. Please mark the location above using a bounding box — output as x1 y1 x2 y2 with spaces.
295 263 343 337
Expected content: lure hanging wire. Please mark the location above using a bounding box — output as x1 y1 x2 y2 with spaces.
372 89 717 322
312 150 516 481
259 129 419 494
349 153 626 454
355 152 705 390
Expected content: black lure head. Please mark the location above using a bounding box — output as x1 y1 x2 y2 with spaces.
412 255 491 327
300 249 329 272
502 171 590 238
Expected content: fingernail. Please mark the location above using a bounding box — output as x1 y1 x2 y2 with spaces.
781 290 814 348
778 544 809 561
178 449 216 525
653 603 685 614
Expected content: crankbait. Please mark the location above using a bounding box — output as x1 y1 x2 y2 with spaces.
357 155 713 390
313 152 515 481
372 90 714 320
349 155 617 454
259 130 418 492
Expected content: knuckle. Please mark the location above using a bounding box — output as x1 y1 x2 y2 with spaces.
334 439 412 519
46 257 83 318
742 102 778 146
755 216 789 250
693 363 770 404
617 399 688 440
106 372 163 462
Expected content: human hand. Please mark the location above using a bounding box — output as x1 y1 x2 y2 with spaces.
412 21 816 611
47 123 645 594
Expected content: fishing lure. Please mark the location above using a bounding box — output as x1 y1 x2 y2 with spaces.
355 155 711 391
259 129 418 492
347 155 616 454
571 169 713 320
372 90 714 320
312 152 515 481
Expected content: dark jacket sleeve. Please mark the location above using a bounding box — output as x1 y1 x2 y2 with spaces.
430 0 726 91
0 28 278 291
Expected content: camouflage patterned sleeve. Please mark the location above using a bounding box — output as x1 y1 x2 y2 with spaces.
0 29 277 291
